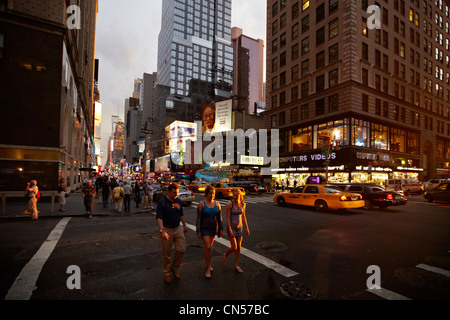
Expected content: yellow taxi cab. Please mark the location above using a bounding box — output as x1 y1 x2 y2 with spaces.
211 182 245 198
187 181 211 193
273 184 364 212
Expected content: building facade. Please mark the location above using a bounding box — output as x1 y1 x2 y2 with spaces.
0 0 98 192
265 0 450 188
152 0 234 158
231 27 265 115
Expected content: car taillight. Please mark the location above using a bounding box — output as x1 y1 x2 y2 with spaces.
254 186 257 190
227 189 231 192
387 194 394 200
191 192 194 196
402 194 406 198
340 195 348 201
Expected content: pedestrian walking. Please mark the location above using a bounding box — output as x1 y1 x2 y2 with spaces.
134 181 142 208
156 183 188 284
122 181 133 212
81 180 96 218
26 180 39 220
101 178 111 208
113 183 125 213
196 186 223 279
147 182 154 209
95 176 103 203
58 178 67 212
109 178 118 205
223 189 250 273
142 181 149 208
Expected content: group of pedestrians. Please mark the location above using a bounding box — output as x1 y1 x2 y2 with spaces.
82 176 155 218
156 183 250 284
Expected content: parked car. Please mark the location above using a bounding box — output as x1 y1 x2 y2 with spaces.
385 179 422 195
427 179 448 188
187 181 211 193
273 184 364 212
233 181 267 194
427 182 450 203
211 182 245 198
153 185 195 206
331 183 407 209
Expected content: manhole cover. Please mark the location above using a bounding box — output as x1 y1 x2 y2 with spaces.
256 241 287 252
280 281 317 300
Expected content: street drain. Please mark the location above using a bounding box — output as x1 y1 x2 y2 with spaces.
256 241 287 252
280 281 317 300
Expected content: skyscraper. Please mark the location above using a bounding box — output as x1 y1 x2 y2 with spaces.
157 0 233 97
152 0 234 158
265 0 450 187
231 27 265 115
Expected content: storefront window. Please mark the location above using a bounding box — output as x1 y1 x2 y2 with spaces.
391 128 405 152
291 126 312 152
315 120 348 149
352 119 369 147
371 123 389 150
436 138 445 158
406 131 419 155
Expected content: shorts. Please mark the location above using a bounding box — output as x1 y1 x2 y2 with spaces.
230 227 244 237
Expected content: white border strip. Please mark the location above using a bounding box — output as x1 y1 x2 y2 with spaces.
5 217 71 300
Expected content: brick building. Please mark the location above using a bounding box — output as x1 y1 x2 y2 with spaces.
264 0 450 187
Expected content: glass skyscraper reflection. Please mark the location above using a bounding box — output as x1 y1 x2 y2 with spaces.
157 0 234 97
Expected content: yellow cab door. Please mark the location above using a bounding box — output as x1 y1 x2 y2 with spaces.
302 185 320 206
286 186 305 204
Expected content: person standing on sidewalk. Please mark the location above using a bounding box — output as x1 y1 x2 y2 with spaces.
196 186 223 279
81 180 96 218
156 183 188 284
122 181 133 212
26 180 39 220
58 178 67 212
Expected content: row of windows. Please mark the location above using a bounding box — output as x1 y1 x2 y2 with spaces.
274 117 421 155
270 89 450 137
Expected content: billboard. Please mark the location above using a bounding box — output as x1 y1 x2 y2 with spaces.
201 99 232 133
169 121 197 152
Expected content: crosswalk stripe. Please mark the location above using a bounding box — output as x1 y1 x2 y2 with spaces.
183 222 299 278
367 288 411 300
416 263 450 277
5 217 71 300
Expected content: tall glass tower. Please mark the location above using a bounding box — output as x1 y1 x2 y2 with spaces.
156 0 234 97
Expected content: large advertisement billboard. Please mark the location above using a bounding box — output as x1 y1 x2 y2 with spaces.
169 121 197 152
201 99 232 133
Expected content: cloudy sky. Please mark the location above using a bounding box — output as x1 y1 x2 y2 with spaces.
95 0 267 162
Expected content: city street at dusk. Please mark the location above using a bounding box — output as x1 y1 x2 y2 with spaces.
0 0 449 312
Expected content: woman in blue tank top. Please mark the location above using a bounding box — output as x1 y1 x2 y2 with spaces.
196 186 223 279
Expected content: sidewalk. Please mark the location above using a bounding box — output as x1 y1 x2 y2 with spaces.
0 190 154 220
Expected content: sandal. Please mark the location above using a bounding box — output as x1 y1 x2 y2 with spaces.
233 266 243 273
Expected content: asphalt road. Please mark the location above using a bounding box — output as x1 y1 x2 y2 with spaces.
1 193 449 306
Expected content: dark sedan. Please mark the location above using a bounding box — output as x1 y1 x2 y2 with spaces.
427 182 450 203
233 181 267 194
331 183 407 209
